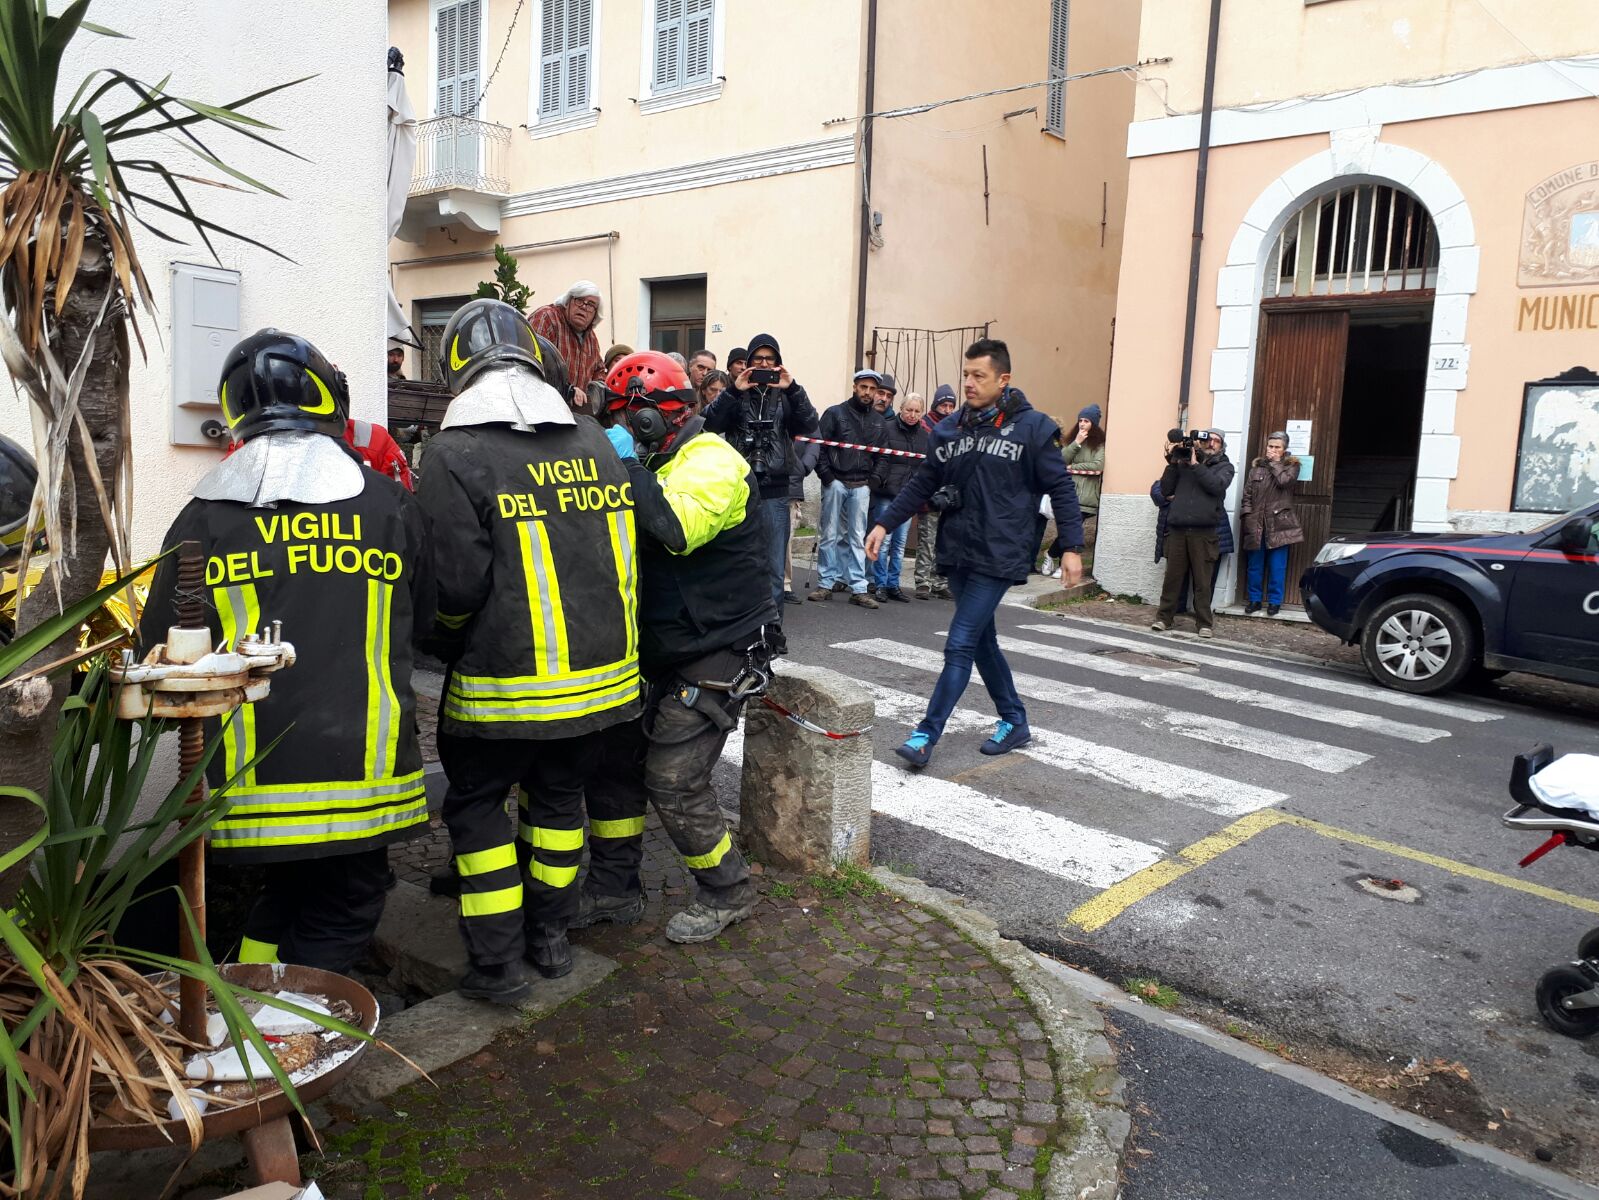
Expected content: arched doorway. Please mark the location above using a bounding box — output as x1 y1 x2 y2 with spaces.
1249 183 1439 606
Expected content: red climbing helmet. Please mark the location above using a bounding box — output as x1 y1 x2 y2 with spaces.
604 350 689 405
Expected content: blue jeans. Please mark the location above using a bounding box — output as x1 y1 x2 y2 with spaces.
915 569 1025 743
818 480 870 593
763 496 790 610
869 496 908 591
1247 544 1290 605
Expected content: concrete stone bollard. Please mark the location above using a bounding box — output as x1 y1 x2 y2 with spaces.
740 663 874 873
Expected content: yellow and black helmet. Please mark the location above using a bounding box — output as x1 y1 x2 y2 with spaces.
439 298 550 396
0 432 37 567
218 329 348 443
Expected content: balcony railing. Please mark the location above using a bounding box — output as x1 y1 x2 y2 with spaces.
410 115 511 196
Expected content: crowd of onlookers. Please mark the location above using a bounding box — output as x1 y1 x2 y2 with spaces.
392 278 1309 625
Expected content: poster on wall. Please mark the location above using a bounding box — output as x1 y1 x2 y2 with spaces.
1512 367 1599 513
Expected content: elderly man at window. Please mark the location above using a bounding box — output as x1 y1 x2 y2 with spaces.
529 280 606 406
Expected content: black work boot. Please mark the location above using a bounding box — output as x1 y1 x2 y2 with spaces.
457 960 531 1006
429 864 461 898
525 926 573 979
570 890 646 929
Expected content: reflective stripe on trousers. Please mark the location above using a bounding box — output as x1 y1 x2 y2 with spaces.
583 719 649 901
643 668 751 900
516 788 583 889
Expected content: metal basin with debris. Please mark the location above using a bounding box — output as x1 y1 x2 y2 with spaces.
88 964 379 1184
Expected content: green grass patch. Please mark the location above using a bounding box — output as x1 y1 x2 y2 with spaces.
769 880 797 898
807 861 885 898
1124 977 1180 1009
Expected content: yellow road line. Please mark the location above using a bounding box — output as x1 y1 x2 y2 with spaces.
1065 808 1599 934
1066 809 1286 932
1276 811 1599 917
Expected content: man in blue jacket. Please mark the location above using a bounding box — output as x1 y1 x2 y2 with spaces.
866 338 1084 768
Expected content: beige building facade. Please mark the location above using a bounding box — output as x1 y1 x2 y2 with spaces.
387 0 1137 424
1097 0 1599 606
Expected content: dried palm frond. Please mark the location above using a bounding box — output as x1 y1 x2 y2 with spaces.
0 0 309 596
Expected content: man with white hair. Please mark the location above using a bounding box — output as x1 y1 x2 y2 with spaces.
529 280 605 408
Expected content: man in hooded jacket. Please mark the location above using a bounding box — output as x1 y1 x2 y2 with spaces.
701 332 819 614
867 339 1083 769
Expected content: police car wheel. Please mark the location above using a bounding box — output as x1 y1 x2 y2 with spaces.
1360 593 1476 695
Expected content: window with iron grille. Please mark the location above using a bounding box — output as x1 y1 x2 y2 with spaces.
651 0 714 95
435 0 482 117
1045 0 1069 138
538 0 596 119
1271 185 1440 298
417 297 471 384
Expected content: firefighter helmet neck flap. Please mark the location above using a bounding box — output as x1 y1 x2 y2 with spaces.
193 328 366 507
438 298 574 432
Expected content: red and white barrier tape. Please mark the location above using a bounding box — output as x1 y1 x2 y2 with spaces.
793 436 1103 472
760 695 874 740
793 435 925 459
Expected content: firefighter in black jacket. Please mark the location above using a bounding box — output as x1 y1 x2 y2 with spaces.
419 299 640 1005
141 330 435 975
575 352 779 944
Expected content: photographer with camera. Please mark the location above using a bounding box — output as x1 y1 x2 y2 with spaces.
701 332 819 614
809 370 887 607
867 339 1083 768
1151 427 1235 638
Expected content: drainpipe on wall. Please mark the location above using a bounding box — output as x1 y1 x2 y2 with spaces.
852 0 879 369
1176 0 1224 431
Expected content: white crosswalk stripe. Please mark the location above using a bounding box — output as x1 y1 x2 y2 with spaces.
834 638 1370 774
1017 621 1502 723
721 728 1165 888
988 633 1450 744
854 678 1286 817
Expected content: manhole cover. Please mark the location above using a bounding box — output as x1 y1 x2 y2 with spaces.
1097 649 1198 672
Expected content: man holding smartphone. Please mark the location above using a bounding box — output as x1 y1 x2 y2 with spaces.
701 332 819 614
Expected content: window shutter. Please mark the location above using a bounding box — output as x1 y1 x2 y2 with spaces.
435 3 458 116
539 0 565 117
1045 0 1069 137
653 0 684 92
564 0 593 114
683 0 713 88
456 0 482 115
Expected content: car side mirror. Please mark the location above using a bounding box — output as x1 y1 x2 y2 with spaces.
1558 516 1595 554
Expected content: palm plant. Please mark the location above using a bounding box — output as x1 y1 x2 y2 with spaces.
0 0 308 901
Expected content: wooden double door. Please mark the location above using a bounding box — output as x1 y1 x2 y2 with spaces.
1249 308 1348 607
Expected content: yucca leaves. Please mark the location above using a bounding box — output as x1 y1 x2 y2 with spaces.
0 35 309 352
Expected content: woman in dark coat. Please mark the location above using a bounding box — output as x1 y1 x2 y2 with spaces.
1240 430 1305 616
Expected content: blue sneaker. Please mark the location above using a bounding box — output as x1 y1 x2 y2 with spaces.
979 720 1031 756
895 732 934 769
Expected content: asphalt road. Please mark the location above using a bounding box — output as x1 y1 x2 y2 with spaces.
772 578 1599 1184
1107 1010 1579 1200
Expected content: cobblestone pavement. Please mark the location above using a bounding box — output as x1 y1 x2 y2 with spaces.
313 845 1070 1200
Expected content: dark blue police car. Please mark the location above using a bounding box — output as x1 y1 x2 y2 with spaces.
1300 502 1599 695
